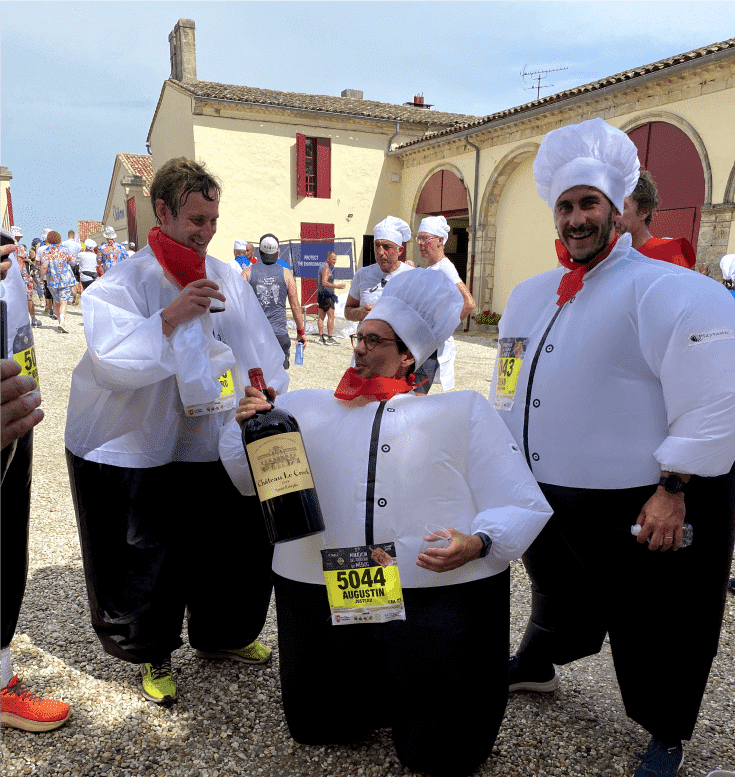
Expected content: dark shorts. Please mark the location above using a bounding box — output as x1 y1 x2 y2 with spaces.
317 290 337 311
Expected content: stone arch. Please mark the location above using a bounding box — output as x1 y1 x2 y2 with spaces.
724 159 735 205
618 112 713 205
409 162 472 279
474 142 540 313
409 161 472 225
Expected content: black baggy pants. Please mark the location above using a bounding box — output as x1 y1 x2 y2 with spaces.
274 571 510 777
517 468 735 742
1 430 33 649
66 451 274 664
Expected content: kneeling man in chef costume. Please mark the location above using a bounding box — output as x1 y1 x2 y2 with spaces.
494 118 735 777
221 269 552 777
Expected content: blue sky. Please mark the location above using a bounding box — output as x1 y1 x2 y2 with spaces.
2 1 733 242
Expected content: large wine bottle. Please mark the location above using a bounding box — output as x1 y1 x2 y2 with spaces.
242 368 325 544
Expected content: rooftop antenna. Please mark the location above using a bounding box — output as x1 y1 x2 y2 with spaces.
521 65 569 100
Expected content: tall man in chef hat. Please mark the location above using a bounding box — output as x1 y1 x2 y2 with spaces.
344 215 413 323
225 267 551 777
492 117 735 777
413 215 476 393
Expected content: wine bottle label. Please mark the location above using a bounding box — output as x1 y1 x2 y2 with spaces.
321 542 406 625
184 370 236 417
247 432 315 501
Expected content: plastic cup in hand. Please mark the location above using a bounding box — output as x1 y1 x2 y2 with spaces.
420 523 452 554
209 277 225 313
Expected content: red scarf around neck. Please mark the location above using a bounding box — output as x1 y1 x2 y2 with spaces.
148 227 207 289
554 234 619 306
334 367 420 402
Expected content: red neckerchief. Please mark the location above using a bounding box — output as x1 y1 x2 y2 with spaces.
334 367 420 402
148 227 206 289
554 234 619 306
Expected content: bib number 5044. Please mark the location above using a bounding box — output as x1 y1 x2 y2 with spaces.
336 567 387 590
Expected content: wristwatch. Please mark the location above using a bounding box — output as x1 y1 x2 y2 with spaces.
658 473 686 494
475 532 493 558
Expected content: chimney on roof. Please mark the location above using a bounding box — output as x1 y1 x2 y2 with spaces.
341 89 363 100
404 93 433 109
169 19 197 82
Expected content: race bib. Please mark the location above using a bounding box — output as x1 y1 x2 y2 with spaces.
494 337 528 411
322 542 406 625
14 345 39 384
184 369 236 416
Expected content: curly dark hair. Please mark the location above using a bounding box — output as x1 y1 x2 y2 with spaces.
630 170 660 226
150 157 221 224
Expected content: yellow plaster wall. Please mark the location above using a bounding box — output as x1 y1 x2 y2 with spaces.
190 114 400 264
149 86 196 173
493 156 556 312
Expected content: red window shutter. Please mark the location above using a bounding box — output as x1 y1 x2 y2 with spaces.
126 197 138 250
296 133 307 197
315 138 331 199
6 188 13 226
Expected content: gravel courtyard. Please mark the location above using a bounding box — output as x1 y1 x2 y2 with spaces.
3 300 734 777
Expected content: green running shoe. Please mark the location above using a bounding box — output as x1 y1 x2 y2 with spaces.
194 640 271 665
140 658 177 705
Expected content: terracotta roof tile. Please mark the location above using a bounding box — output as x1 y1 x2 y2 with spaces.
172 80 478 127
117 153 153 196
395 37 735 149
77 221 104 242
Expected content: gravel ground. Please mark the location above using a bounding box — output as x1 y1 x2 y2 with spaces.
2 298 734 777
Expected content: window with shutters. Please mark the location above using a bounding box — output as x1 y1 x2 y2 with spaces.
297 134 331 199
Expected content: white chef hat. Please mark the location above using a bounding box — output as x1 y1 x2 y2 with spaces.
103 226 117 239
234 239 248 251
85 239 97 250
418 215 450 245
720 254 735 281
365 268 461 369
11 226 23 237
373 216 411 246
533 117 640 214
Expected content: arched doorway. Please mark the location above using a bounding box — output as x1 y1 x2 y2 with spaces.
626 122 705 246
415 169 470 282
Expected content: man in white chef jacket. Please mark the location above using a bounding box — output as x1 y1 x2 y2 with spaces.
65 157 288 707
343 215 413 322
492 118 735 777
223 269 552 777
413 215 475 393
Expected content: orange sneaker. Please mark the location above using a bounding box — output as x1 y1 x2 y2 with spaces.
1 675 71 732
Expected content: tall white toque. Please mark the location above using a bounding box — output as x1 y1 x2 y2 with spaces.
373 216 411 246
234 239 248 251
364 268 461 368
418 215 451 245
533 117 640 214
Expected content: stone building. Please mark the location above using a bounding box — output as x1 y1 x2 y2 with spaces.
148 18 478 279
86 153 154 249
391 38 735 316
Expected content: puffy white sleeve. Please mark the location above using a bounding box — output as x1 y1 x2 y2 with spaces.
81 267 177 392
466 393 553 562
638 273 735 476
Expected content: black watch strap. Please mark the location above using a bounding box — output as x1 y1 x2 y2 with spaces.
475 532 493 558
658 474 686 494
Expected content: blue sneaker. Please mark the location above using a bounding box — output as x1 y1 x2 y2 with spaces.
633 738 683 777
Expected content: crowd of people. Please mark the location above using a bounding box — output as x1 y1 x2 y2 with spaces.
2 119 735 777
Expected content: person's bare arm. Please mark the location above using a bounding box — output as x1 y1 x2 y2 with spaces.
285 269 306 347
343 294 372 322
456 281 476 321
